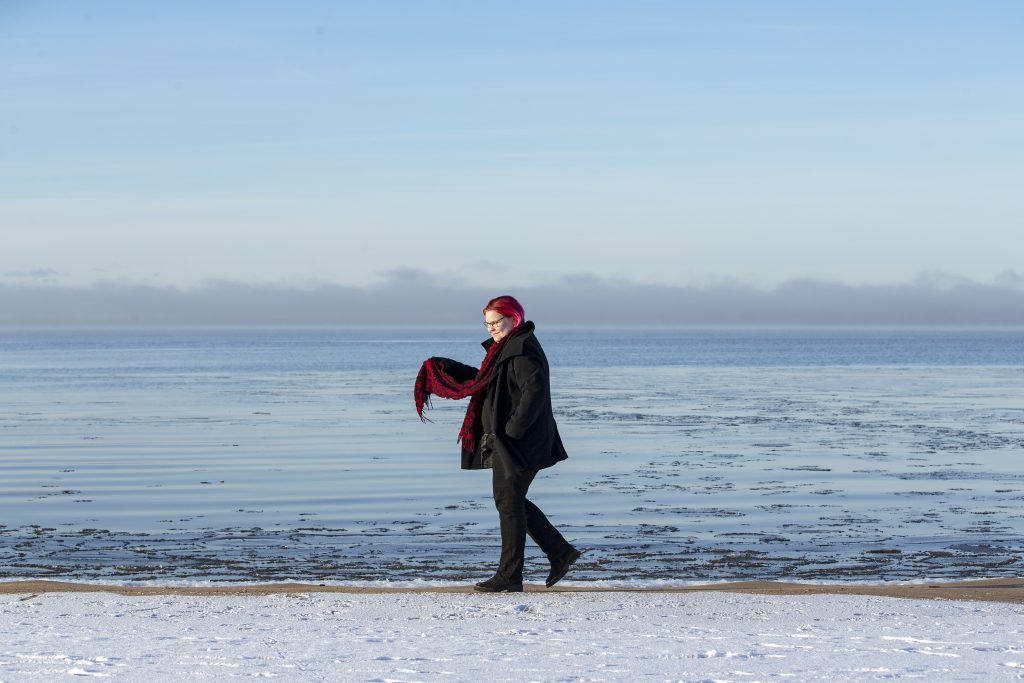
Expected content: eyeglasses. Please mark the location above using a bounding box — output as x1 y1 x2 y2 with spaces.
483 316 506 328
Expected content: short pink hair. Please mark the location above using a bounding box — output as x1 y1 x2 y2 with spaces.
483 295 525 328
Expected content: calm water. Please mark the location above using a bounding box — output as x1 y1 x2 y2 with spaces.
1 327 1022 584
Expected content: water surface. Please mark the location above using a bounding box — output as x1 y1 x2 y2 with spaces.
1 327 1022 583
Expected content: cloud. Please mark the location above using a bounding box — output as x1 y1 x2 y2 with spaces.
995 270 1024 289
0 272 1022 326
4 268 60 280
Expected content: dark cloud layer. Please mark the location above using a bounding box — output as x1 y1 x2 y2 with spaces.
1 273 1022 326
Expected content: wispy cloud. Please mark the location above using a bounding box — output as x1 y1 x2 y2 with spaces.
3 268 60 281
995 270 1024 289
1 272 1022 326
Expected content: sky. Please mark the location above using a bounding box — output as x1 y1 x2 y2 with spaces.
1 1 1022 323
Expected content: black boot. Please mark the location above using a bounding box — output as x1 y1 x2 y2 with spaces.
545 548 582 588
474 575 524 593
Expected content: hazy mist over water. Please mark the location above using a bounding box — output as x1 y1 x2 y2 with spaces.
2 273 1024 326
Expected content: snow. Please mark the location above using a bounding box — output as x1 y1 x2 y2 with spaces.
2 591 1022 681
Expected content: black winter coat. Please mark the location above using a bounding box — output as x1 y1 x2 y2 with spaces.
438 321 568 476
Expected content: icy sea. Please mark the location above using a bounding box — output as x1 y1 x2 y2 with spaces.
1 327 1022 585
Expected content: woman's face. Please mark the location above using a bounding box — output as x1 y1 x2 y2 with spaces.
484 310 515 343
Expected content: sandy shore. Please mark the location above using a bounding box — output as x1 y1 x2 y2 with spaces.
2 577 1021 603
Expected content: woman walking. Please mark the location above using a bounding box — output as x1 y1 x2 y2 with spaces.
415 295 581 592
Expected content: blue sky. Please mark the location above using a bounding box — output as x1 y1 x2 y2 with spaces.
2 1 1021 291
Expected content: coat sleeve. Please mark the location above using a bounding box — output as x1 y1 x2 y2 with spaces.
431 357 479 383
504 354 546 439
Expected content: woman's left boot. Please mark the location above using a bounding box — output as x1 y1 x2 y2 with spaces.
545 547 582 588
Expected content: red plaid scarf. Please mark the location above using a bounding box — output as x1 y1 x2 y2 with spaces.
415 331 514 454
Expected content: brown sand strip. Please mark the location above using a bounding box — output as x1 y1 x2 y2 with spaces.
2 578 1022 604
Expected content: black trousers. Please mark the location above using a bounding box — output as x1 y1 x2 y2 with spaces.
491 453 573 581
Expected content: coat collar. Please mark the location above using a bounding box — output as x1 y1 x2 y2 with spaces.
481 320 535 362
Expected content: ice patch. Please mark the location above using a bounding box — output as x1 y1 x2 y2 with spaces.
67 668 109 677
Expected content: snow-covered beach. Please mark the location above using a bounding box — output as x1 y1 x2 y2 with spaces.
2 581 1023 681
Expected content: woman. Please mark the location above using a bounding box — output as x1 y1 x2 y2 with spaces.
415 295 581 592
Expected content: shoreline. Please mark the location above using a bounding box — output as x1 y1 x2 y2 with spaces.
3 577 1022 603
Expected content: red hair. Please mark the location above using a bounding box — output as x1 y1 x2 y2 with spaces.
483 295 525 328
